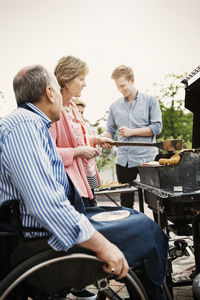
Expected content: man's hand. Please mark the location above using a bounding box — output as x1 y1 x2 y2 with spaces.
96 242 129 279
74 146 99 159
79 231 129 279
95 136 114 148
119 127 133 137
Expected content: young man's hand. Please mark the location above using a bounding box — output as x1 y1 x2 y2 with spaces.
119 127 133 137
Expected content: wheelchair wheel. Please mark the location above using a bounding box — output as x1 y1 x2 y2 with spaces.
96 269 148 300
0 249 148 300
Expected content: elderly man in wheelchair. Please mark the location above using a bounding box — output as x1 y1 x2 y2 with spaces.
0 65 169 300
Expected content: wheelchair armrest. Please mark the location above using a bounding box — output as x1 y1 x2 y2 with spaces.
10 239 96 269
0 222 18 237
0 231 18 237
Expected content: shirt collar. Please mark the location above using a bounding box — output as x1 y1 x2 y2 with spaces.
124 91 139 102
22 102 52 128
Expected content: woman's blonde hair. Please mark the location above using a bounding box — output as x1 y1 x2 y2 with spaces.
54 55 89 88
111 65 134 81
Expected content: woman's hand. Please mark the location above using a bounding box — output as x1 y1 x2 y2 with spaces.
95 136 114 148
74 146 99 159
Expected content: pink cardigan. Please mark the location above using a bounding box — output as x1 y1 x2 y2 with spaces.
49 108 101 200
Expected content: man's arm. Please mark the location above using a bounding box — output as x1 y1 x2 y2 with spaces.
103 105 118 140
119 126 153 138
5 121 129 278
148 96 162 136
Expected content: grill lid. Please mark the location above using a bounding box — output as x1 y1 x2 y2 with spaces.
182 65 200 113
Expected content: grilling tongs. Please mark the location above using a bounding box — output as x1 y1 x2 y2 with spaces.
112 139 182 152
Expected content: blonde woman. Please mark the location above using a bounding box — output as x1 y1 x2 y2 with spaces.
50 56 112 210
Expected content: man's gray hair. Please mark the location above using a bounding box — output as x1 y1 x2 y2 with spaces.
13 65 52 106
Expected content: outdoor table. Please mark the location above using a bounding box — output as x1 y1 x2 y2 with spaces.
94 185 138 208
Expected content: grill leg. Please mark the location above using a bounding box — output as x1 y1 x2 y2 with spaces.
138 188 144 213
192 213 200 274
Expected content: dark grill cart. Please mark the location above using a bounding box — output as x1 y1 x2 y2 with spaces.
133 66 200 291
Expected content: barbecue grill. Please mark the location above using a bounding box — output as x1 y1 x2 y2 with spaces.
133 66 200 283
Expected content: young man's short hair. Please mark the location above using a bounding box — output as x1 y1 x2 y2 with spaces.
111 65 134 81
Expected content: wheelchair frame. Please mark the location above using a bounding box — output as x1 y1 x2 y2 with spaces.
0 250 149 300
0 200 149 300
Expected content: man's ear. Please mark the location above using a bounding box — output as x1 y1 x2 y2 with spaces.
46 86 55 103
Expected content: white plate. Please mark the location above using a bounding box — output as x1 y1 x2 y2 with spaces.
91 210 130 222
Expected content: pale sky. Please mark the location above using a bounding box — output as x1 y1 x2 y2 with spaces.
0 0 200 122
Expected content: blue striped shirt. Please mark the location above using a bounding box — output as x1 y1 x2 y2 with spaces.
0 103 95 251
106 92 162 167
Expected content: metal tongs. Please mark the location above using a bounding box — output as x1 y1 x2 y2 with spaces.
112 139 182 152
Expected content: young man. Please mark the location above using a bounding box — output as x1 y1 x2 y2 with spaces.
102 65 162 208
0 65 167 300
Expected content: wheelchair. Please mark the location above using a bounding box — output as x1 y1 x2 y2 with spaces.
0 200 150 300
